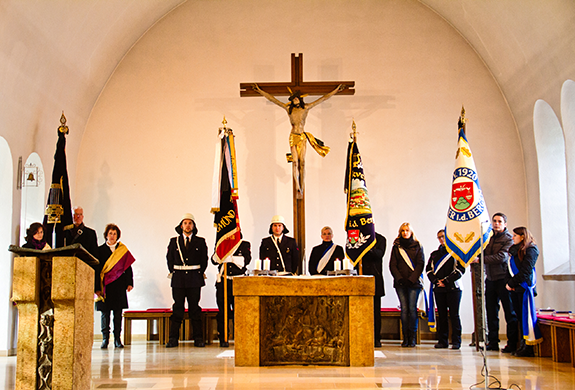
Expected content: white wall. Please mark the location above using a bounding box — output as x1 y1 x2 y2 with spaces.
76 0 524 335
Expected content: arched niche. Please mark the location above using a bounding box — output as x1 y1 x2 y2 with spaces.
562 79 575 273
19 152 46 245
533 99 569 273
0 136 14 353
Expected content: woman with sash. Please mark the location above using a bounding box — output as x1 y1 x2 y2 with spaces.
22 222 51 250
95 224 135 349
308 226 344 275
426 229 465 349
389 222 425 347
506 226 541 357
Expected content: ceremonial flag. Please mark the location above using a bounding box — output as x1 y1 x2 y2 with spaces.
445 109 492 267
211 123 241 262
344 135 376 266
43 113 73 248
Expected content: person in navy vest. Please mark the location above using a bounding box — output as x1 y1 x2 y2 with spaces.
308 226 344 275
426 229 465 349
211 238 251 347
166 213 208 348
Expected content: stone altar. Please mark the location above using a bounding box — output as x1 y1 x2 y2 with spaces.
10 244 98 390
233 275 374 367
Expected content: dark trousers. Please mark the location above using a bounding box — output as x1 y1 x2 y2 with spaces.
216 279 234 340
374 296 382 342
511 288 530 351
170 287 203 342
485 278 518 348
434 289 462 347
100 308 123 340
395 286 421 339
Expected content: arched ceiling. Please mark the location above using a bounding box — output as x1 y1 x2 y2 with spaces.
1 0 574 172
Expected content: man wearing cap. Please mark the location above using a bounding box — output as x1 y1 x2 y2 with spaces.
166 213 208 348
64 206 99 257
259 215 299 274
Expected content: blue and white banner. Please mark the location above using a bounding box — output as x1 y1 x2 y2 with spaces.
445 112 492 267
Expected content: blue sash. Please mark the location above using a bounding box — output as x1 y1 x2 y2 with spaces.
509 255 542 345
427 252 452 332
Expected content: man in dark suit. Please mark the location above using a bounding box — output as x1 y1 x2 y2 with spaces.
166 213 208 348
259 215 299 274
355 232 386 347
65 206 98 257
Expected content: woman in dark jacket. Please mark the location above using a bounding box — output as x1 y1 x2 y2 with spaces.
426 229 465 349
22 222 50 250
389 222 425 347
506 226 541 357
95 224 135 349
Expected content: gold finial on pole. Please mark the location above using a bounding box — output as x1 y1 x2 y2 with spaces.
222 116 228 128
58 111 69 135
351 120 357 142
460 106 466 124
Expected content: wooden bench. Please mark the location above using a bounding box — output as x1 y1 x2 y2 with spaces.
380 308 426 344
537 314 575 366
123 308 222 345
123 309 171 345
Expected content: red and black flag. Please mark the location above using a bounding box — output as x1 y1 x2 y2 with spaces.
43 113 73 248
344 128 376 267
211 122 241 262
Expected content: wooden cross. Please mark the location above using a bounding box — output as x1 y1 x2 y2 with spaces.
240 53 355 96
241 53 355 275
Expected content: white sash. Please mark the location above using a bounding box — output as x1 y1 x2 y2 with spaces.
398 247 414 270
317 243 337 273
433 253 452 274
271 236 287 271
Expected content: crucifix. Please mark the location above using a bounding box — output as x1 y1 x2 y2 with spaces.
241 53 355 273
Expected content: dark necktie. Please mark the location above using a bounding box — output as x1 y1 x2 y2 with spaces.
185 237 189 250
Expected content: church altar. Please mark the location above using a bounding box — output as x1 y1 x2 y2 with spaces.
233 275 374 367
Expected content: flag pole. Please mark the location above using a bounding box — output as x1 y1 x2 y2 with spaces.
350 120 363 276
222 117 229 344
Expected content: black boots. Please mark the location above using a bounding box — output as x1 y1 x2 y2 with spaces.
101 337 109 349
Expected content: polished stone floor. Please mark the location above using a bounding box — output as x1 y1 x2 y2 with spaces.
1 340 575 389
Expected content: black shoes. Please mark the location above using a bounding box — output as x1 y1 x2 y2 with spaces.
166 339 179 348
452 344 461 350
501 345 516 354
194 339 205 348
100 339 109 349
220 340 230 348
114 339 124 348
434 343 448 349
485 343 499 351
374 340 382 348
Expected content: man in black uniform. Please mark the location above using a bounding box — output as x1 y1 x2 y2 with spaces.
355 232 386 347
166 213 208 348
211 239 251 347
259 215 299 274
65 206 98 257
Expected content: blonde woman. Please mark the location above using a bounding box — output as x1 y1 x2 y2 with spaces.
389 222 425 347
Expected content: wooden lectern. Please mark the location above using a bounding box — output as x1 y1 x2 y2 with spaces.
10 244 98 390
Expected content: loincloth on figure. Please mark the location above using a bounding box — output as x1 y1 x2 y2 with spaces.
289 132 330 158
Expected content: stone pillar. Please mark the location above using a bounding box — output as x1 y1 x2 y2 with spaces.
51 256 94 389
10 245 97 390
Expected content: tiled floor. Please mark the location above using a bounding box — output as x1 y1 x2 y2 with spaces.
1 340 575 389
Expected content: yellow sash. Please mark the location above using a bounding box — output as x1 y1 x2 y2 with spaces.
99 242 129 295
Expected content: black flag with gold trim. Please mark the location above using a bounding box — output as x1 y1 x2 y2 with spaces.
344 134 376 266
43 113 73 248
